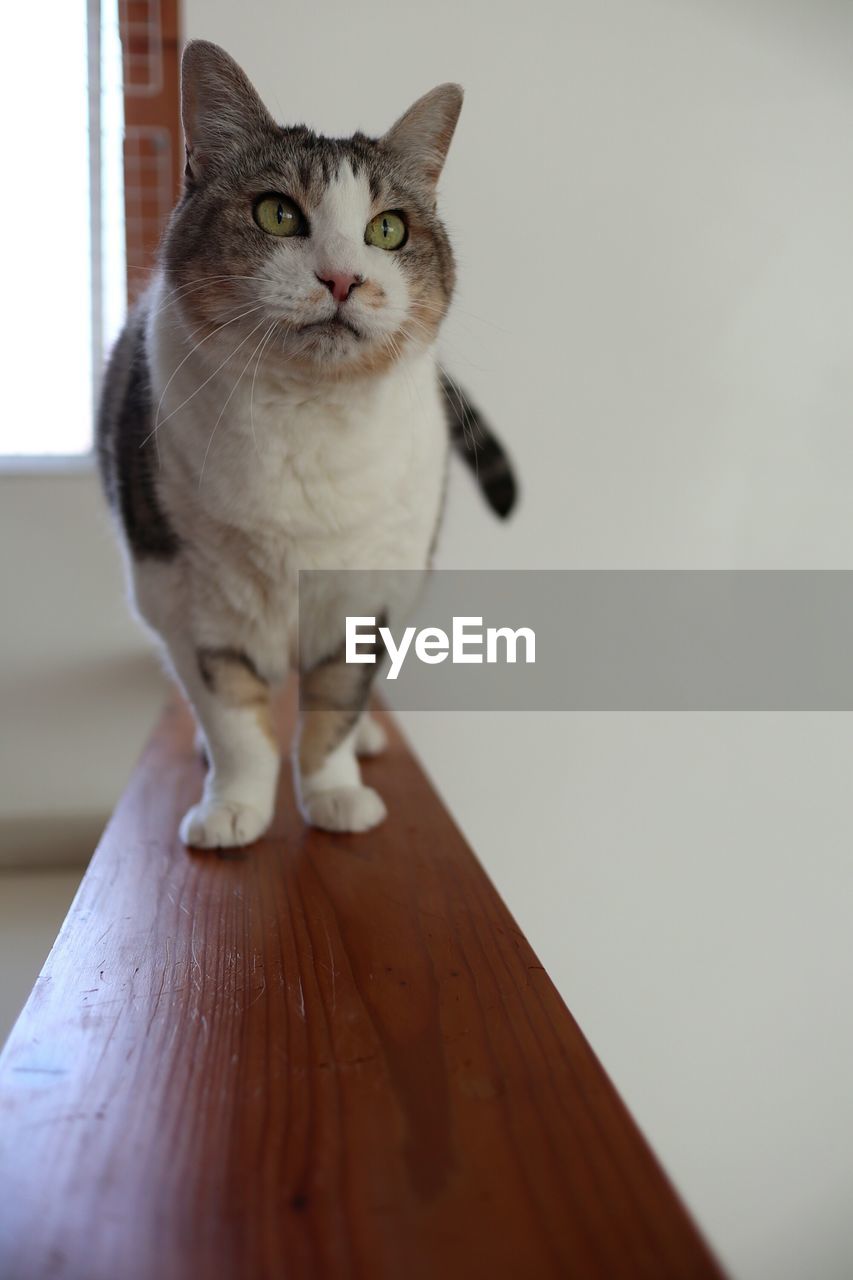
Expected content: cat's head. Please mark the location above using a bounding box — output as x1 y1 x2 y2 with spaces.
162 41 462 379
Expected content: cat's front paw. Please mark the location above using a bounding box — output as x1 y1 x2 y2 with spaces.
302 786 387 833
179 797 271 849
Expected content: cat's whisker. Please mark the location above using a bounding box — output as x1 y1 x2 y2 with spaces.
440 365 482 476
396 318 447 366
144 309 268 447
185 300 270 344
150 276 267 322
381 332 402 382
130 264 259 279
183 294 289 345
155 272 267 302
413 297 512 334
385 332 420 408
199 318 279 487
396 315 448 350
142 304 265 447
249 320 282 461
435 359 485 443
402 313 495 381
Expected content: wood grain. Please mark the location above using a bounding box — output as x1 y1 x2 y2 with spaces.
0 692 725 1279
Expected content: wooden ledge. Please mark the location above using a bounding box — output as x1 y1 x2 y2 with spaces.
0 692 724 1279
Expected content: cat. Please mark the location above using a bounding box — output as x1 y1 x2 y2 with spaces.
97 40 516 849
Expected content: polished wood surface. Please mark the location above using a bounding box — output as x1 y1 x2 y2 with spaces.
0 694 724 1279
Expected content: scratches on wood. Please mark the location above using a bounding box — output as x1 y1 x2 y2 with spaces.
0 691 725 1280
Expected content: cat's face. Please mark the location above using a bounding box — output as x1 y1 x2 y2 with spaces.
162 42 462 379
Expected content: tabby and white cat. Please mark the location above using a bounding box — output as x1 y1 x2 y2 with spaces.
98 40 515 848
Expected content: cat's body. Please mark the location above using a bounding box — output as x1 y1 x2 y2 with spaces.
98 41 514 849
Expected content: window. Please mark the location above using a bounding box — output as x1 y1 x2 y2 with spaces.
0 1 125 457
1 0 180 459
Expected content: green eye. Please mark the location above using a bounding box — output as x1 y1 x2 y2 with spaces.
365 211 407 251
253 194 304 237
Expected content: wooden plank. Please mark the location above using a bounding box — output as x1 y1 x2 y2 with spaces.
0 692 724 1279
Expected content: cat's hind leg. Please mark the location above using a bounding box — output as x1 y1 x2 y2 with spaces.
295 658 386 833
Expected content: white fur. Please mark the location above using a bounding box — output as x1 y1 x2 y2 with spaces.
258 165 413 344
355 712 388 756
294 727 388 834
127 163 446 846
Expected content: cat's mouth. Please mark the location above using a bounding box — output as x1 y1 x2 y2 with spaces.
296 315 362 340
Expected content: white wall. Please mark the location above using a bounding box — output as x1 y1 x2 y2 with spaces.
4 1 853 1275
179 3 853 1278
0 471 163 865
184 0 853 579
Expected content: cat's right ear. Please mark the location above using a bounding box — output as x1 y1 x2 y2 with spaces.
181 41 275 184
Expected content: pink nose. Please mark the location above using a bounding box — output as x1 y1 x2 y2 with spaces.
316 270 364 304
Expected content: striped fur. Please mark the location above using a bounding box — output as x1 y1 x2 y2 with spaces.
96 40 518 848
440 373 517 518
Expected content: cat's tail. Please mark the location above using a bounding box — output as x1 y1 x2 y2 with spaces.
440 371 518 519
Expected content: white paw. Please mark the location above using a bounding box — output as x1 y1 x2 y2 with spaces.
302 786 387 833
179 797 271 849
355 714 388 757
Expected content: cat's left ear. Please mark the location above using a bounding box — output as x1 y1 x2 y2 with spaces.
381 84 464 187
181 40 276 184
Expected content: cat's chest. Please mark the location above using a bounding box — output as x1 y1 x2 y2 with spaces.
232 380 424 533
168 357 446 571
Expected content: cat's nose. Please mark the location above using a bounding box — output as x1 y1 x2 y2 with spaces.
316 270 364 304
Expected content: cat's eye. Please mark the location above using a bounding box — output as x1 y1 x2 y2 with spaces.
253 194 305 237
365 211 407 251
